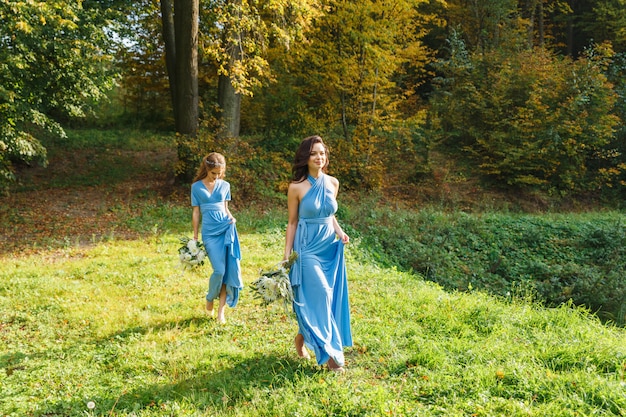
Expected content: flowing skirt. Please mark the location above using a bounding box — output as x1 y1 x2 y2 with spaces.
292 238 352 366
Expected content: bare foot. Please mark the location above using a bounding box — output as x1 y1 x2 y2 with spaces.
206 300 214 317
294 334 311 359
327 358 345 373
217 306 226 324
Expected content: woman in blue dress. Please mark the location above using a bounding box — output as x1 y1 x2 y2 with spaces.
283 136 352 372
191 152 243 324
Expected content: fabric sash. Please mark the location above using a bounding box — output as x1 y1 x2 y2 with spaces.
291 216 334 288
202 216 242 307
200 202 225 212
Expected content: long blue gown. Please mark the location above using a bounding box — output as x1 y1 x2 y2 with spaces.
289 174 352 366
191 179 243 307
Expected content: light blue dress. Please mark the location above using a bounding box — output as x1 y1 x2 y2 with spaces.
191 179 243 307
289 174 352 366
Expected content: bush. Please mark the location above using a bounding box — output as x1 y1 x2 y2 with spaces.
430 37 623 195
175 131 291 205
346 203 626 325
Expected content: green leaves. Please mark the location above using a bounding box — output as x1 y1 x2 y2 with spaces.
0 0 116 192
432 42 621 194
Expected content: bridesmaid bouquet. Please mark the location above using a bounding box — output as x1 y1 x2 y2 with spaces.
251 251 298 308
178 237 207 269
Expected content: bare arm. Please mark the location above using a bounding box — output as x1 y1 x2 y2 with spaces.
332 216 349 243
225 201 236 223
330 176 349 243
330 176 340 198
283 183 300 261
192 206 201 240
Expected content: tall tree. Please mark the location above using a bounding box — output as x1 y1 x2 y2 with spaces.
112 0 173 126
279 0 437 187
578 0 626 52
157 0 318 140
200 0 320 138
0 0 116 192
160 0 178 125
431 35 621 193
160 0 199 136
215 0 243 139
445 0 520 52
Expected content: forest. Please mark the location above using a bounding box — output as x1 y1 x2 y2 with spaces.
2 4 626 414
1 0 625 205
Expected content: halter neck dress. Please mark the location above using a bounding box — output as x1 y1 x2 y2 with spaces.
191 179 243 307
289 174 352 367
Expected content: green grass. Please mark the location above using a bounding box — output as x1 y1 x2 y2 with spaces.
2 128 625 416
345 202 626 325
1 232 625 416
12 129 176 191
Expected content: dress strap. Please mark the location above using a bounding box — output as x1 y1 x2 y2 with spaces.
307 173 324 184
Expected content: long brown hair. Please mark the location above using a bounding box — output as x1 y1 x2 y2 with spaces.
291 135 329 182
193 152 226 182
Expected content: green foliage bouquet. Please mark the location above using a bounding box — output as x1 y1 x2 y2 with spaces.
178 237 207 270
251 252 298 309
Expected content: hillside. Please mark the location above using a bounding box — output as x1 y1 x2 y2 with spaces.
1 129 625 416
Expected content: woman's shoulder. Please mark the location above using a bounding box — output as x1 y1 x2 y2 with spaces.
325 174 339 186
324 174 340 195
287 178 308 196
288 177 306 187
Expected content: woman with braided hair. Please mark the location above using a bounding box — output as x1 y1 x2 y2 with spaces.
191 152 243 323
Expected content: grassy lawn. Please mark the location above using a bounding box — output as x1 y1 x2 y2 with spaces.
1 129 625 416
1 232 625 416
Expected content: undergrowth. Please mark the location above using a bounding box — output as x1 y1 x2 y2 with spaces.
345 199 626 326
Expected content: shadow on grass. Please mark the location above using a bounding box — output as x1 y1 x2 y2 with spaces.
31 316 320 416
38 354 316 416
0 351 30 376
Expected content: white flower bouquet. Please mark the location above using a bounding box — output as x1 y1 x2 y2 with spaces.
251 251 298 309
178 237 207 269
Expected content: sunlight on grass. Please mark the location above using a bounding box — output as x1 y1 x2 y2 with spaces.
1 234 625 416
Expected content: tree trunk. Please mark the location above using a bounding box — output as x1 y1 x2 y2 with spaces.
526 0 535 47
159 0 178 124
538 0 544 47
566 0 576 57
216 1 242 139
217 73 241 138
173 0 199 137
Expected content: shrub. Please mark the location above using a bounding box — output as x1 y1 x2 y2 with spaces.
431 37 623 195
346 203 626 325
175 131 291 204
